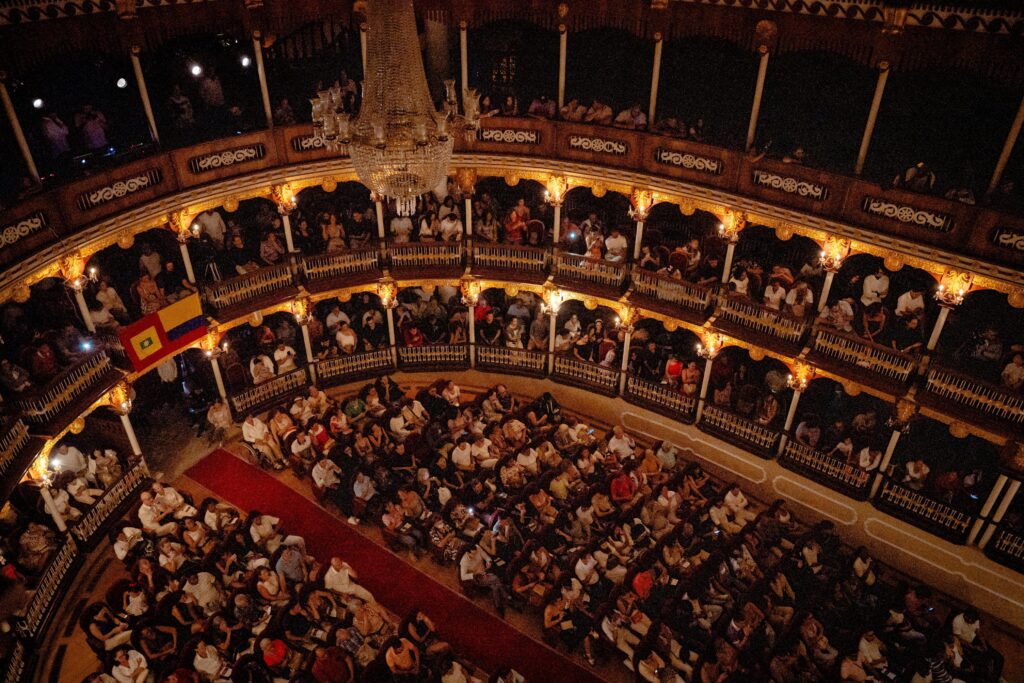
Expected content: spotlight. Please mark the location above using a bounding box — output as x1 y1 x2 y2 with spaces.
116 78 128 89
190 64 203 77
240 55 252 68
80 340 93 352
32 98 44 109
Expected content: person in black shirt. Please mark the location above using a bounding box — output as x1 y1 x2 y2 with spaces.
346 207 374 248
361 318 387 350
695 254 723 287
422 316 447 345
478 311 502 345
156 261 195 302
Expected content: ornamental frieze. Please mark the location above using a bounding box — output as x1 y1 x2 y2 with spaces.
188 144 266 174
752 169 828 201
653 148 723 176
861 196 954 233
1 211 47 250
991 226 1024 252
76 170 163 211
291 134 329 152
568 135 628 156
478 128 541 145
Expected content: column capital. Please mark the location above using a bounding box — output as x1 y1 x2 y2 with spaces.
130 45 143 57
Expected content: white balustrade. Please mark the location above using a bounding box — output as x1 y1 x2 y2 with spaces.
876 479 972 538
71 460 150 544
204 264 294 310
397 344 470 367
230 368 308 414
475 345 548 374
719 295 806 343
316 349 394 382
472 243 549 275
780 440 872 493
624 375 697 416
991 528 1024 563
13 352 112 425
389 242 463 269
0 420 29 478
3 642 24 683
926 366 1024 424
813 327 916 381
16 536 78 639
302 249 380 283
631 267 712 312
552 355 620 392
700 404 779 451
554 251 626 289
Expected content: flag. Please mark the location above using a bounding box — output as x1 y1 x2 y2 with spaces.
119 294 208 373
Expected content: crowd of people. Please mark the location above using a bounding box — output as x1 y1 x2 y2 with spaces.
790 384 891 476
225 377 1006 682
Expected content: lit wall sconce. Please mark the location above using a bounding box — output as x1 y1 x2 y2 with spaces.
935 269 973 307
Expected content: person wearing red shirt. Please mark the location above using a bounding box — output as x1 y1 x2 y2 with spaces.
312 646 355 683
610 470 637 505
261 637 289 669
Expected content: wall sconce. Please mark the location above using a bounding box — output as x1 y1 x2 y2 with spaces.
543 286 564 313
618 305 641 332
61 255 94 290
377 280 398 310
455 168 478 197
107 380 134 415
628 188 653 222
200 328 222 357
786 361 815 392
460 277 481 306
935 269 973 307
291 297 311 325
819 235 850 272
545 175 568 207
272 185 297 215
717 210 744 243
696 330 723 360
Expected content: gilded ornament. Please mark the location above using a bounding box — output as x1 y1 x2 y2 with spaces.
583 298 598 311
248 311 263 327
883 256 904 272
663 320 678 332
69 417 86 435
117 231 135 249
775 226 793 241
503 285 519 297
1007 289 1024 309
949 422 969 439
748 348 764 361
13 285 30 303
504 173 521 187
591 183 607 198
843 381 862 396
322 178 338 193
223 198 239 213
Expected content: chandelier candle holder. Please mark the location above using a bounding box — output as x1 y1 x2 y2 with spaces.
928 270 973 351
310 0 480 216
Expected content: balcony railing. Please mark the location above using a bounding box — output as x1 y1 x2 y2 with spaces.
398 344 470 368
874 479 974 543
16 536 78 640
986 526 1024 572
3 642 25 683
472 242 550 277
12 352 115 427
778 440 872 499
631 267 713 314
812 326 917 383
71 460 150 547
925 365 1024 426
388 242 464 270
700 404 780 454
553 251 627 290
718 295 808 344
230 368 308 415
203 264 295 313
301 249 380 285
316 349 395 385
624 375 697 421
0 420 30 479
475 345 548 375
551 355 620 394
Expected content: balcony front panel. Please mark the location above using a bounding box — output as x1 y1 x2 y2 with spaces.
475 345 548 377
471 242 550 283
301 249 382 292
716 294 809 349
229 368 309 417
630 267 713 323
811 326 917 394
873 478 975 544
70 460 150 548
778 440 873 500
553 251 627 294
16 537 79 641
699 404 780 457
397 344 470 371
923 364 1024 432
551 356 619 395
985 526 1024 574
388 242 464 276
315 350 395 387
203 264 297 320
11 352 120 434
623 375 697 423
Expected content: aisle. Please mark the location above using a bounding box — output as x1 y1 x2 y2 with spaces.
185 449 602 683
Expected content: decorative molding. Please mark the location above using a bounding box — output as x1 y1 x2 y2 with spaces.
991 226 1024 253
188 144 266 175
1 211 47 250
290 134 329 153
76 170 163 211
653 147 723 176
861 195 954 233
752 168 829 201
478 128 541 145
568 134 628 156
0 0 216 26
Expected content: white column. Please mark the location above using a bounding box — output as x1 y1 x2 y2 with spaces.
130 46 159 143
695 358 714 422
818 270 836 313
552 204 562 245
210 355 227 399
777 389 802 454
854 63 890 175
969 474 1009 544
547 311 558 374
745 46 770 151
987 93 1024 195
301 323 316 382
360 24 368 74
74 288 96 333
648 34 663 124
557 26 567 109
459 22 469 108
633 220 644 261
871 429 902 497
252 31 274 128
375 200 386 240
721 241 737 284
0 75 40 182
39 486 67 532
464 197 473 236
618 329 632 394
926 306 951 351
979 480 1020 548
120 412 142 456
386 307 398 366
468 305 476 368
281 213 296 253
179 240 196 284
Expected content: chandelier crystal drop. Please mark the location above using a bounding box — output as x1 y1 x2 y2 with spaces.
310 0 480 216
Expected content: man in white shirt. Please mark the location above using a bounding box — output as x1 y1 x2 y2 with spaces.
1003 353 1024 391
273 344 297 373
53 444 88 478
723 486 757 524
138 492 178 536
250 355 275 384
763 280 787 311
607 426 636 460
312 458 342 490
440 214 463 241
324 556 375 603
111 648 149 683
325 306 350 333
459 546 509 614
604 228 629 263
390 214 413 242
895 287 925 320
471 436 498 469
613 104 647 130
451 441 475 471
195 209 227 248
785 281 814 318
152 482 197 519
860 268 890 307
291 430 313 460
250 514 305 555
242 414 285 468
184 571 223 614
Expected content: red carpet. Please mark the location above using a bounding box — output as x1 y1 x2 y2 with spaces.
185 449 601 683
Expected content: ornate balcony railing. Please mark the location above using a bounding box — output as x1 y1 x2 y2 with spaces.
985 526 1024 573
398 344 470 369
230 368 308 415
3 642 25 683
718 295 808 344
475 345 548 375
553 251 627 290
301 249 380 286
925 364 1024 426
472 242 550 277
0 420 30 479
623 375 697 421
71 460 150 546
316 349 395 385
551 355 620 394
812 326 917 383
203 264 295 313
16 536 78 640
630 267 713 314
12 352 115 427
699 404 780 455
778 440 873 499
874 478 974 543
388 242 464 270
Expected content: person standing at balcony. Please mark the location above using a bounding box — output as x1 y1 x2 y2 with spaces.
728 266 750 298
199 67 225 111
786 281 814 319
157 260 195 302
560 97 586 122
273 343 297 374
1002 353 1024 392
195 209 227 249
259 231 286 265
390 212 413 243
40 110 70 163
0 358 32 394
138 243 163 279
604 228 629 263
763 279 787 312
347 207 374 249
440 212 463 242
613 104 647 131
74 104 109 153
860 267 890 308
859 304 890 346
583 99 613 126
167 84 194 133
95 279 129 323
895 286 926 323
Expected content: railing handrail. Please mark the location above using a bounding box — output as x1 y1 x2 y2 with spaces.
631 265 712 292
780 439 873 489
555 249 627 271
71 460 150 544
230 368 308 413
11 351 112 422
472 241 551 256
876 477 974 535
315 348 393 377
720 291 810 327
301 247 380 267
927 361 1024 404
814 321 917 362
624 374 698 413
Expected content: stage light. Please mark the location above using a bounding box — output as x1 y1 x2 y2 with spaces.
32 98 44 109
116 78 128 89
190 64 203 77
240 56 252 68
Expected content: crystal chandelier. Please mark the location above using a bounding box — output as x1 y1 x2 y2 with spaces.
310 0 481 216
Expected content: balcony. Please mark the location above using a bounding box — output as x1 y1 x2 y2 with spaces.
229 368 308 417
0 419 45 505
716 294 809 354
552 251 628 296
387 242 464 278
11 352 121 435
70 459 150 549
922 363 1024 435
475 345 548 378
873 478 974 544
698 404 780 457
471 242 550 284
629 267 713 324
984 525 1024 574
623 375 697 423
203 263 297 321
315 349 395 388
810 325 918 396
300 249 381 293
551 356 620 395
778 440 873 500
397 344 470 371
15 536 79 641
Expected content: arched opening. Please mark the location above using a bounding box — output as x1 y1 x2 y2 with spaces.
473 177 552 246
708 346 792 429
560 186 632 261
469 20 559 111
730 225 824 313
936 289 1024 390
566 28 652 117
